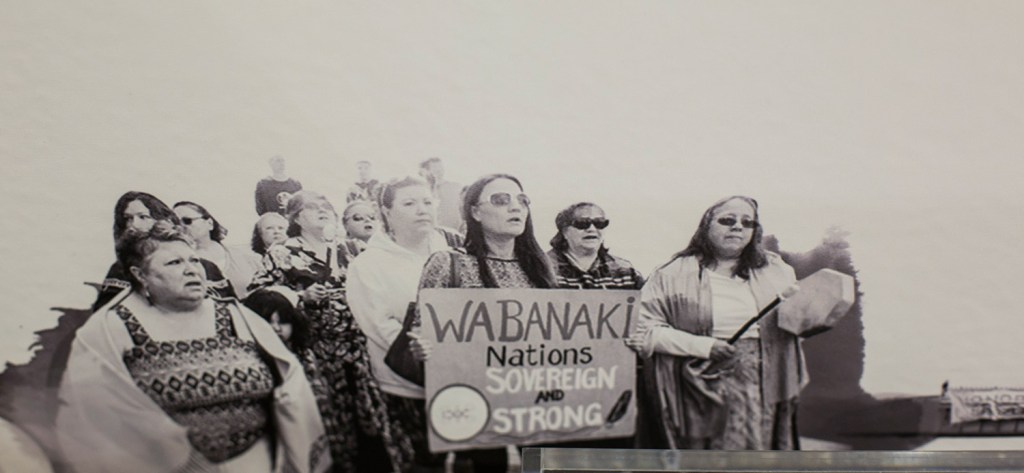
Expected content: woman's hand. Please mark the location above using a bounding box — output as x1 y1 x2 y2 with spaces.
301 283 328 304
408 332 433 361
709 340 736 362
624 319 650 353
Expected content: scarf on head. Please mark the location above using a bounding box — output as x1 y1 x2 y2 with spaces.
641 255 804 446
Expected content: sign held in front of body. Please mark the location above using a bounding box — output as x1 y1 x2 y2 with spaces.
419 288 639 452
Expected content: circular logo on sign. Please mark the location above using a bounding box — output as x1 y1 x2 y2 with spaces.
428 384 490 443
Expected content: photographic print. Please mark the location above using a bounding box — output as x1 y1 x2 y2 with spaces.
1 1 1022 472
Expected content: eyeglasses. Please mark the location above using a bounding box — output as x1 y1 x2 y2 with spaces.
480 192 530 207
715 217 758 229
570 218 610 230
180 217 206 226
303 202 335 212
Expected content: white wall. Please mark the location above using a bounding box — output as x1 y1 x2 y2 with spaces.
1 1 1022 396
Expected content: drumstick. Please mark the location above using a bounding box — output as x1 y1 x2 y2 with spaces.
726 285 799 345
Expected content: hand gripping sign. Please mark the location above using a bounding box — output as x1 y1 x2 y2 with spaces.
418 288 640 452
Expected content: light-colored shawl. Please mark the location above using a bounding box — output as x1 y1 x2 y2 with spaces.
55 293 330 473
639 254 804 447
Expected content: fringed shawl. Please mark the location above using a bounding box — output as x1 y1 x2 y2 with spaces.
639 254 804 447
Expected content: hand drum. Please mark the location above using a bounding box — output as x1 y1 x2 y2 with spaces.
777 268 855 337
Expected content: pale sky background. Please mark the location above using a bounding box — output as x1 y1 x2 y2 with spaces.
1 1 1022 398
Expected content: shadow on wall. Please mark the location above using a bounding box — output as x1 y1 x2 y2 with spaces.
0 231 939 459
0 306 91 472
768 228 935 450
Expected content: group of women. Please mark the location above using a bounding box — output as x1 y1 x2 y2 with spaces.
54 172 808 473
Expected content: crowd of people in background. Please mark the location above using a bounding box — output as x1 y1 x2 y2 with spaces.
49 154 808 473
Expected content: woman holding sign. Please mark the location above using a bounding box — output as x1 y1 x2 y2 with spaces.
347 176 454 472
419 174 557 290
626 195 803 450
414 174 557 472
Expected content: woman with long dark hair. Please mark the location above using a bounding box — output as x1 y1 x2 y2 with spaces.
174 201 262 299
242 288 336 456
411 174 554 472
625 195 803 450
417 173 555 290
242 288 312 353
94 192 234 310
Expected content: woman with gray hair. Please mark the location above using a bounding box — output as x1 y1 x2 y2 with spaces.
412 173 556 472
57 222 328 473
174 201 262 299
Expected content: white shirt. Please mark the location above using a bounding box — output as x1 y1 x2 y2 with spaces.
707 269 759 340
346 231 451 398
641 270 759 360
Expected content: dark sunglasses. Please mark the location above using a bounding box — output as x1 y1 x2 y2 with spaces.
716 217 758 229
348 213 376 222
570 218 610 230
481 192 530 207
180 217 206 226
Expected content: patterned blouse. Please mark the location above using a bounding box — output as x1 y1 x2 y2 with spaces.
419 250 536 289
336 237 367 273
546 248 645 290
247 236 406 472
117 301 275 463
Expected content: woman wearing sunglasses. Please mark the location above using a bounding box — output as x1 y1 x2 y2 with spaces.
410 174 556 472
547 202 643 290
247 191 404 473
419 173 556 290
93 192 235 310
337 200 378 270
544 202 647 450
174 201 262 299
625 195 803 450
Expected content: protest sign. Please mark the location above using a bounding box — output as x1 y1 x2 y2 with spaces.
419 288 639 452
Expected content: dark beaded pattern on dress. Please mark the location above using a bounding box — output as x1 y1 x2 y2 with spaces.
117 302 275 463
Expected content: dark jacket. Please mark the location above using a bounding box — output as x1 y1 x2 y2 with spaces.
546 248 644 290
